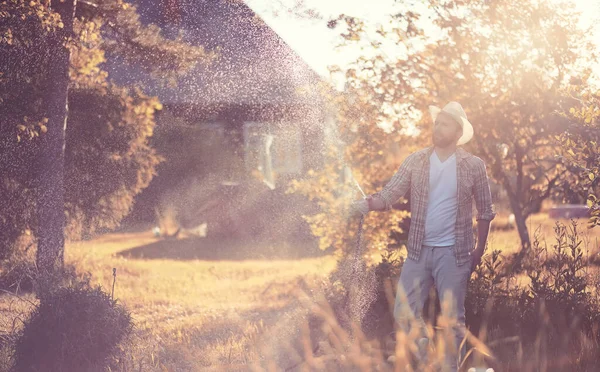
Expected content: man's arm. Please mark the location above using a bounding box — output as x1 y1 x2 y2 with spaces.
472 219 491 272
472 159 496 270
366 194 387 211
475 220 491 251
364 154 416 212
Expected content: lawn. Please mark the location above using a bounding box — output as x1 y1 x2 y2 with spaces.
487 213 600 255
0 213 599 371
65 233 338 370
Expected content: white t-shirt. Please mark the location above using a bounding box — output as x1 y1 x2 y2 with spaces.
423 151 458 246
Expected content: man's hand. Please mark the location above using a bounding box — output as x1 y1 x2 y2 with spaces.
472 219 491 273
471 246 485 273
349 199 369 217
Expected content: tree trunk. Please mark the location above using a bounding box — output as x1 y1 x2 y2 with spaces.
505 187 531 250
36 0 77 277
500 173 531 250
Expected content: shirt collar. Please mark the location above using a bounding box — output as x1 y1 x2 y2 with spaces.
421 146 470 163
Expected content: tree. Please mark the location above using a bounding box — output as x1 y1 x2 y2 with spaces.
35 0 77 274
0 0 213 274
559 80 600 228
288 82 412 256
327 0 597 250
1 0 69 270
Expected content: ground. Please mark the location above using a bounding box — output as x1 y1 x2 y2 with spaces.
0 214 599 371
63 234 338 370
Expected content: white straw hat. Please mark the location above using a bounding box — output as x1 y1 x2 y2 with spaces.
428 101 474 145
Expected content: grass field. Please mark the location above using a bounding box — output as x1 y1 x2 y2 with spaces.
1 213 599 371
487 213 600 255
64 234 338 370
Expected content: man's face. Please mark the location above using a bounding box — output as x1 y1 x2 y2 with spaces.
432 112 462 147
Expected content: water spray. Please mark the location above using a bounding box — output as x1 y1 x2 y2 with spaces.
323 118 377 329
343 166 374 328
351 174 366 198
347 167 367 272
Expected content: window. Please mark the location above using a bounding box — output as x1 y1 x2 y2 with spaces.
243 122 304 187
272 126 303 174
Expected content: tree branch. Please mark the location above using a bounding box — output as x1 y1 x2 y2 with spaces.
514 141 524 203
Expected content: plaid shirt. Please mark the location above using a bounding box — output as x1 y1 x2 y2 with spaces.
373 147 496 266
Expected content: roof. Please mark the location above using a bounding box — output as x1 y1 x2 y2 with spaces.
107 0 325 106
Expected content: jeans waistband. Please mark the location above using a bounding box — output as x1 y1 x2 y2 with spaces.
423 244 454 249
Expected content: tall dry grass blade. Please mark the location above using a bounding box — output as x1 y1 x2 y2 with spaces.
465 330 495 359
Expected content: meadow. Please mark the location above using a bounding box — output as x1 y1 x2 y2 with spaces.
1 213 599 371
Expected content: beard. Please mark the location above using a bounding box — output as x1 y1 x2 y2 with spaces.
432 132 455 147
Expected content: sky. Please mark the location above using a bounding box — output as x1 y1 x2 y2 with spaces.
245 0 419 77
245 0 600 88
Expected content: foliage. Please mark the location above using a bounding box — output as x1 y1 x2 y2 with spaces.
65 83 163 238
0 0 213 255
558 82 600 227
288 84 411 255
83 0 214 83
325 0 598 249
0 236 82 294
13 281 133 372
466 220 600 370
0 0 59 257
319 218 600 370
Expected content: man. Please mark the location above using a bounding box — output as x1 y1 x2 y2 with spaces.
351 101 496 371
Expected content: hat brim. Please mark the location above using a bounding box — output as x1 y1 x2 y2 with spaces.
428 105 473 146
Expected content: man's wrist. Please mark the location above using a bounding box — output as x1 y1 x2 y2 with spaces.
366 196 373 212
351 199 369 216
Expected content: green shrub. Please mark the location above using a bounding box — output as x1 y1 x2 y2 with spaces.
466 220 600 371
0 239 84 294
321 220 600 370
14 283 133 372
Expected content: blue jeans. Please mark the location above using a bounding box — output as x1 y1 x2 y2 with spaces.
393 245 472 371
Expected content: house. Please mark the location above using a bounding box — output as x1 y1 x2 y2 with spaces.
108 0 335 241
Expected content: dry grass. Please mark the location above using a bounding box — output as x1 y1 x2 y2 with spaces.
365 214 600 268
0 213 598 371
62 233 338 370
484 215 600 291
486 214 600 256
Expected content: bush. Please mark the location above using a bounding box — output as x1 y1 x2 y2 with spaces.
0 237 37 294
0 237 84 294
13 282 133 372
466 220 600 371
323 248 402 339
319 220 600 371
